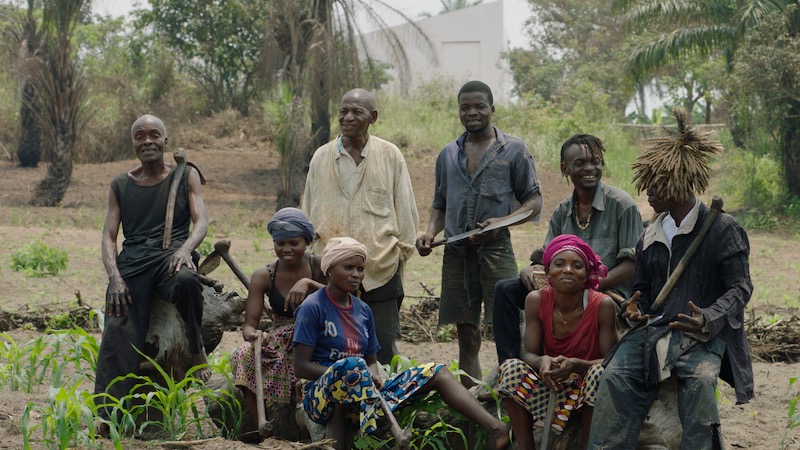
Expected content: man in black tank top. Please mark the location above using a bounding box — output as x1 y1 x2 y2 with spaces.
94 115 209 428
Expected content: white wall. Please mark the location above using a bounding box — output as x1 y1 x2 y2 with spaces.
362 0 511 103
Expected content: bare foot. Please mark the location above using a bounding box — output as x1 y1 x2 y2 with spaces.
490 422 512 450
190 347 212 382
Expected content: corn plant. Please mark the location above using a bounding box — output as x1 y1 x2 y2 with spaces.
113 350 242 441
47 326 99 383
22 365 126 450
784 376 800 448
0 332 56 392
0 326 100 393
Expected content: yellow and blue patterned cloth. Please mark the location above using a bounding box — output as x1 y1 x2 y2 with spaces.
302 357 443 433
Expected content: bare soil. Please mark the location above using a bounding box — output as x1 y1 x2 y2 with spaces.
0 128 798 449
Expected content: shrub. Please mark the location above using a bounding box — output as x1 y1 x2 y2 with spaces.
10 240 68 277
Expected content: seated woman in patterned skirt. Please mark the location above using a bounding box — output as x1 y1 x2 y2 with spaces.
230 208 326 439
497 234 618 450
293 237 511 450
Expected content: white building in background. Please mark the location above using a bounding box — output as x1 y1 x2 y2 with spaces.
362 0 512 104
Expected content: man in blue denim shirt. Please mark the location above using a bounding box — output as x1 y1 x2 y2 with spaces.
416 81 542 386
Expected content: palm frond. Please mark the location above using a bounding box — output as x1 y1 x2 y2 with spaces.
627 24 738 79
735 0 792 29
624 0 709 26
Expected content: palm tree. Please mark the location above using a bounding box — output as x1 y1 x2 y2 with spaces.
614 0 800 196
2 0 46 167
265 0 434 208
29 0 87 206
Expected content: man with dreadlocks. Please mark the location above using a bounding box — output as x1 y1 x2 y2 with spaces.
588 110 753 449
494 134 644 365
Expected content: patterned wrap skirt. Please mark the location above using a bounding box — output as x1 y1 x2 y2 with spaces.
230 316 296 404
302 357 444 434
497 358 603 434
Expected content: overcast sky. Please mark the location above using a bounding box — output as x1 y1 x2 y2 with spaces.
92 0 533 49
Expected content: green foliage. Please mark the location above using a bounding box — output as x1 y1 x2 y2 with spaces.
379 355 503 450
6 328 240 446
10 240 68 277
509 0 634 115
112 350 242 441
785 376 800 447
196 234 214 258
719 146 784 211
22 378 125 450
135 0 269 114
0 327 98 393
370 78 461 159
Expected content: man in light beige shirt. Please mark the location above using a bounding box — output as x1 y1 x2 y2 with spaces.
302 88 418 364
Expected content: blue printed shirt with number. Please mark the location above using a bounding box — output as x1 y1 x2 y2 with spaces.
292 288 380 366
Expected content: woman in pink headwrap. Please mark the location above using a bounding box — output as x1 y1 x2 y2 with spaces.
496 234 618 450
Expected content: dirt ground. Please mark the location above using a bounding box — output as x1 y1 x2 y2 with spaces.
0 130 799 449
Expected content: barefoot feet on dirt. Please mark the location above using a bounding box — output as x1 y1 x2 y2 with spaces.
191 347 212 382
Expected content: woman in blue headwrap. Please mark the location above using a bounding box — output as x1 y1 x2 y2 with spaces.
230 207 325 441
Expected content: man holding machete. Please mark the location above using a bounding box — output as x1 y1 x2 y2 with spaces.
416 81 542 387
588 110 754 449
94 115 210 430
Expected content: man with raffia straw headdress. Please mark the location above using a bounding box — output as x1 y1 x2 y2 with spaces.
588 109 754 449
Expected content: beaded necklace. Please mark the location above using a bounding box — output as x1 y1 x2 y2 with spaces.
574 202 592 231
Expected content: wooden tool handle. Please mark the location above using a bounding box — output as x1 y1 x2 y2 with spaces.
163 148 187 250
254 334 267 431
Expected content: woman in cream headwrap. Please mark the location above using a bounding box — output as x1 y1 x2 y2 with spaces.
293 237 511 450
497 234 618 450
230 208 326 441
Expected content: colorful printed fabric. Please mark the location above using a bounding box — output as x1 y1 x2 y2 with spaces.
497 358 603 434
231 316 296 404
302 357 443 434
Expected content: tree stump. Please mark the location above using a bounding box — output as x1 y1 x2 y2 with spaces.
140 285 246 380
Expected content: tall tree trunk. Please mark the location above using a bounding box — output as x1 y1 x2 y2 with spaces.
292 0 333 204
30 133 75 206
16 80 43 167
783 100 800 198
29 0 86 207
